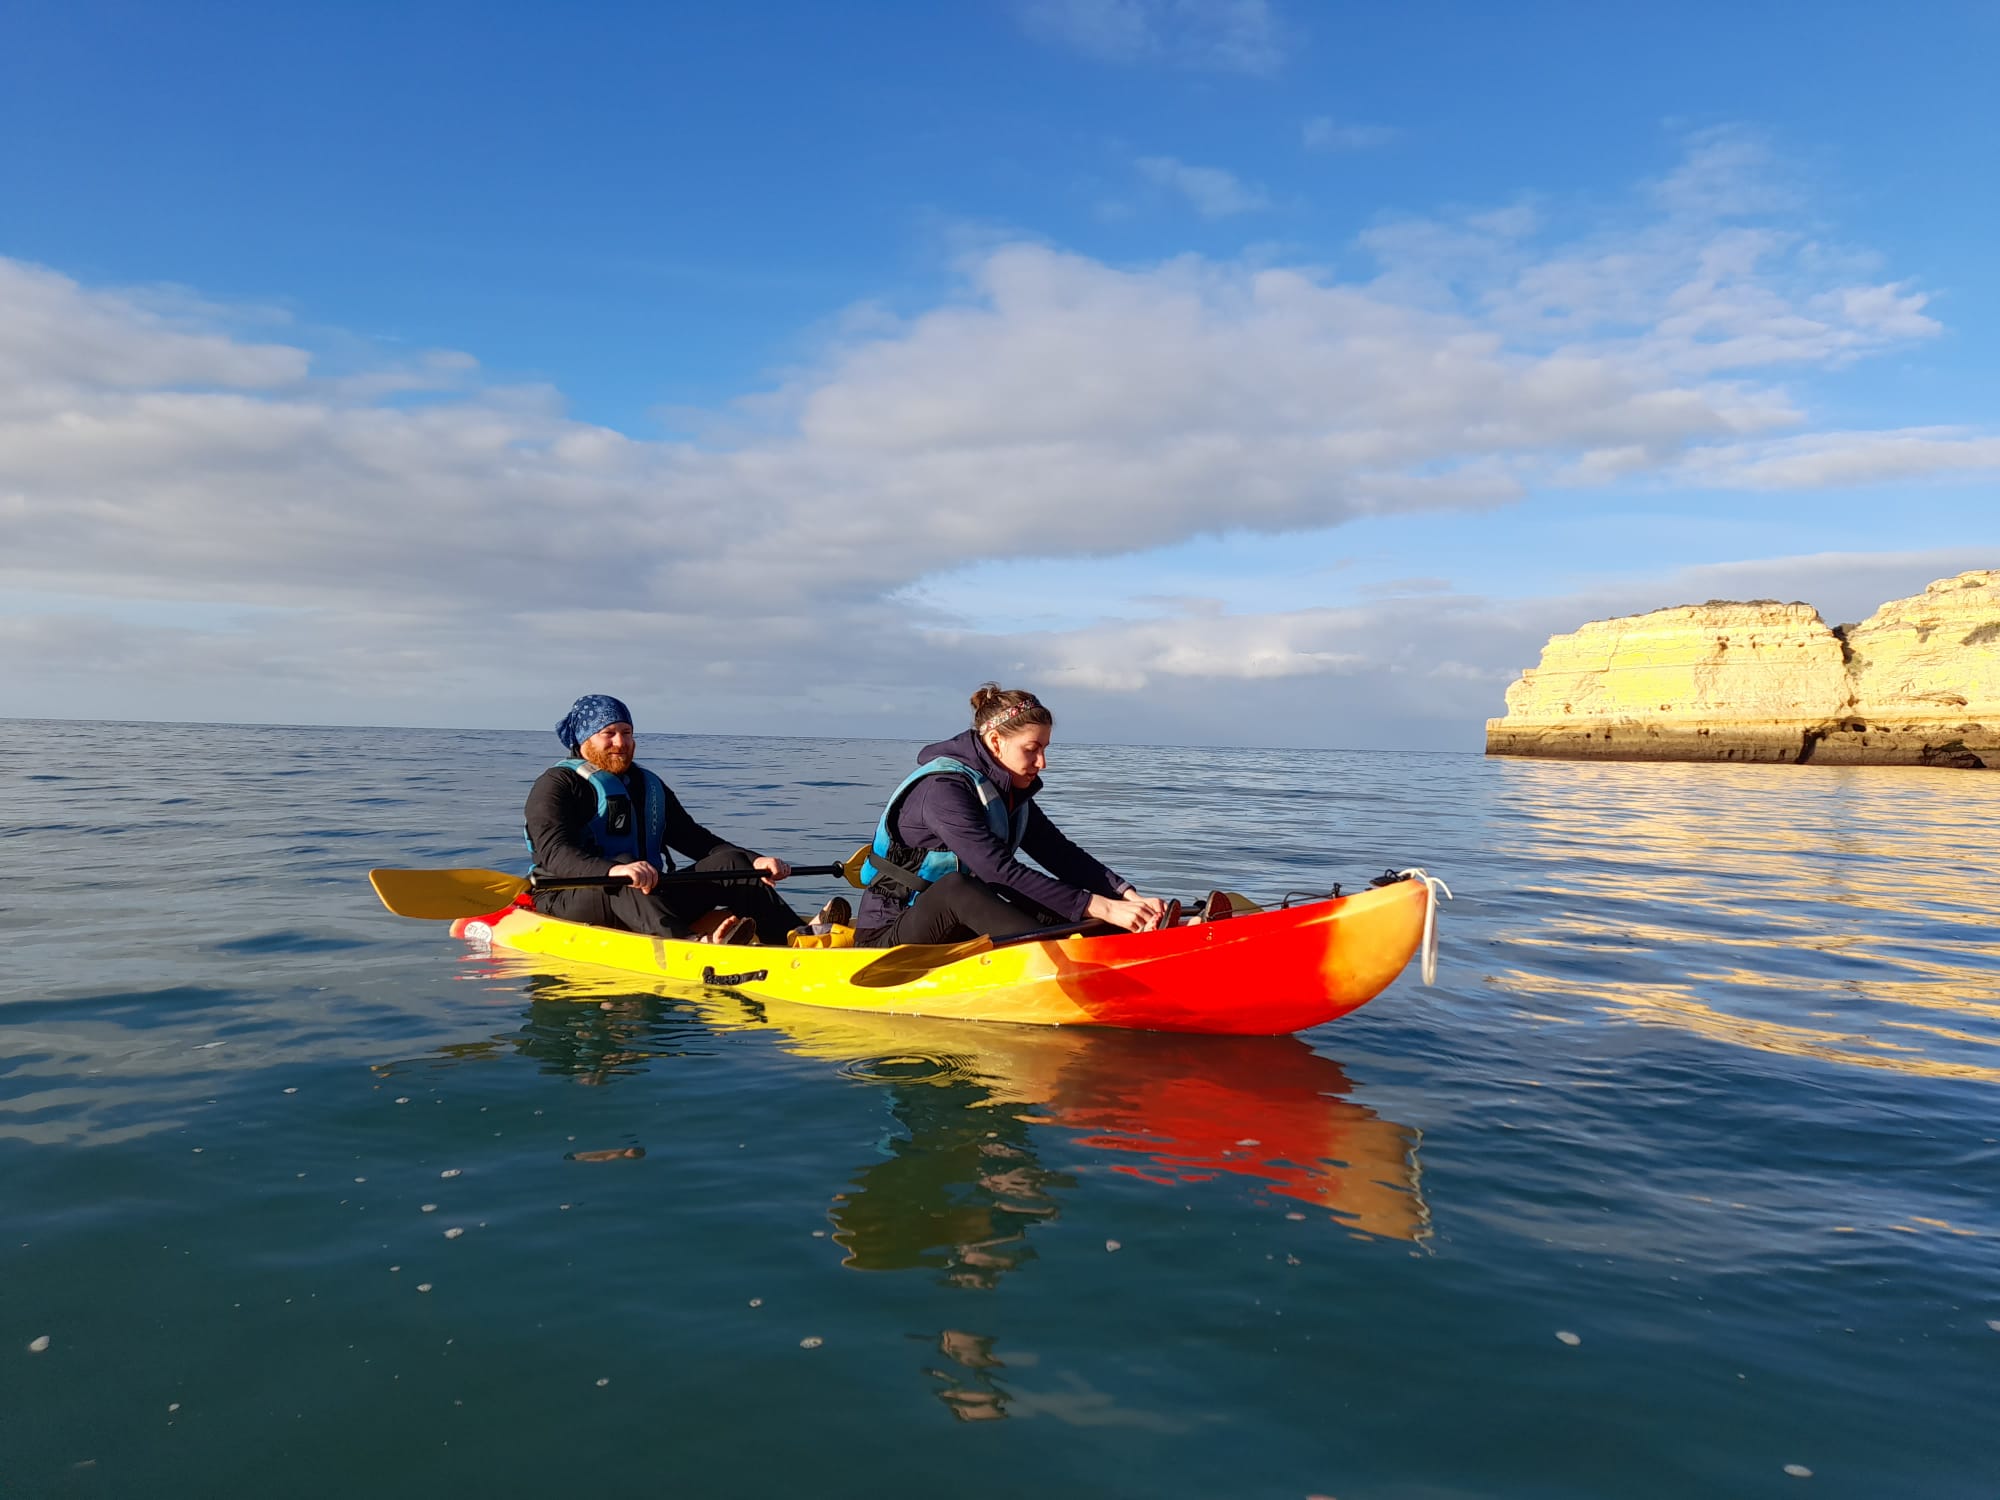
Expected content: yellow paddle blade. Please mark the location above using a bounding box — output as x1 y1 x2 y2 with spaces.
839 846 873 888
368 867 530 921
847 934 995 988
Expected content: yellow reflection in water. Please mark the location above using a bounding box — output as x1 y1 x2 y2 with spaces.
1498 970 2000 1084
1488 762 2000 1083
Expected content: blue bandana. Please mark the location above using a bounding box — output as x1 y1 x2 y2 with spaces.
556 694 634 752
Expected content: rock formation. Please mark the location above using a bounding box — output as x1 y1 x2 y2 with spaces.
1486 570 2000 769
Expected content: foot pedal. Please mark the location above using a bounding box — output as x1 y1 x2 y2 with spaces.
1200 890 1262 921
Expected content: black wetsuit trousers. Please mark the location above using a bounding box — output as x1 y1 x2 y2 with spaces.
536 847 803 945
856 870 1053 948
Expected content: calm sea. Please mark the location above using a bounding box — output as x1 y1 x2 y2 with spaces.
3 720 1996 1498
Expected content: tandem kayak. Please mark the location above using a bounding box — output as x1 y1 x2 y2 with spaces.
450 874 1443 1036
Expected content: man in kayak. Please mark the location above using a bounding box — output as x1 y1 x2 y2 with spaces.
854 683 1172 946
524 694 805 943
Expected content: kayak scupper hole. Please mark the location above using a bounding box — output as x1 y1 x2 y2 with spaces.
836 1053 977 1086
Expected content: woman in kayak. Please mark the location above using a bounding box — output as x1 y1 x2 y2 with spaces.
854 683 1172 947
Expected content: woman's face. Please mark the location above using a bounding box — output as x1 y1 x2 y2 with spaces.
985 724 1050 788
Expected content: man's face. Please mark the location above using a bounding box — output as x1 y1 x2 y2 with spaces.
579 722 636 774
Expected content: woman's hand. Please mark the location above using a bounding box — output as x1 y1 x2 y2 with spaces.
1087 892 1170 932
608 860 659 895
753 855 791 886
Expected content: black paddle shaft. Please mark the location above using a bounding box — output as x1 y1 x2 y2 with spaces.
997 916 1116 946
528 862 846 895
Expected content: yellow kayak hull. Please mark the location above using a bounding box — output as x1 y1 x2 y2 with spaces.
468 877 1432 1035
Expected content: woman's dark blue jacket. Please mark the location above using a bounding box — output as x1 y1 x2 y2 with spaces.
852 728 1130 933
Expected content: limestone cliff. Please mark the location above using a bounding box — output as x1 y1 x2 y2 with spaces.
1486 570 2000 769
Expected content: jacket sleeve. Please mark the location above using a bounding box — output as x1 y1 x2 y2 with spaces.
524 767 617 878
907 778 1099 923
1018 803 1130 902
657 781 748 867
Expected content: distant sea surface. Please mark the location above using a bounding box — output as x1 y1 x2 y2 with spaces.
4 720 1997 1499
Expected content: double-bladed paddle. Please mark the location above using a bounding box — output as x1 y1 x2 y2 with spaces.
370 851 866 922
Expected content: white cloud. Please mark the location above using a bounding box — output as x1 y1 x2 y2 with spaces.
1136 156 1273 217
1018 0 1286 74
1651 125 1805 220
1673 428 2000 489
971 609 1372 692
1302 116 1398 152
0 259 307 397
2 131 1993 743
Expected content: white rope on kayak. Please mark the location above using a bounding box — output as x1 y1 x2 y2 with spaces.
1395 868 1453 985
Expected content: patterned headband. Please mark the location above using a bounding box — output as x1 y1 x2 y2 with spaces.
979 699 1046 735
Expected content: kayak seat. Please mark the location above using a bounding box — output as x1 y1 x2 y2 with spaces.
787 923 857 950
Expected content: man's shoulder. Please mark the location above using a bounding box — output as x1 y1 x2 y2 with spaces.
529 762 605 804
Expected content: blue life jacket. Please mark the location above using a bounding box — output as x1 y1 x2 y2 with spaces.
524 759 671 871
859 756 1030 903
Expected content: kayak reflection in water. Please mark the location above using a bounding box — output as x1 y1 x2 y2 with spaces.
524 693 806 944
831 1062 1071 1290
511 982 705 1086
827 1028 1429 1279
854 683 1172 947
821 1024 1428 1421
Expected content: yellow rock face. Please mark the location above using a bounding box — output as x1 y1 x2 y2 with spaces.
1486 571 2000 769
1847 571 2000 720
1497 600 1846 725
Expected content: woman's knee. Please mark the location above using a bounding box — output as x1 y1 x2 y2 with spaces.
926 870 986 900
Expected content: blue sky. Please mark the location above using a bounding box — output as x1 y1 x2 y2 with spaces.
3 0 1996 748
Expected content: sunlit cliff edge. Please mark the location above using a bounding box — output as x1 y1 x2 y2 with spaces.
1486 570 2000 769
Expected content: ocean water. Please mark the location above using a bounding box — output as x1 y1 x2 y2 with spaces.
3 719 1996 1499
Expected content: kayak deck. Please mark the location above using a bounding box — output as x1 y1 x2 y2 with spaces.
465 878 1433 1035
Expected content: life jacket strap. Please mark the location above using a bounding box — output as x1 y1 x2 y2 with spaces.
864 843 937 905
